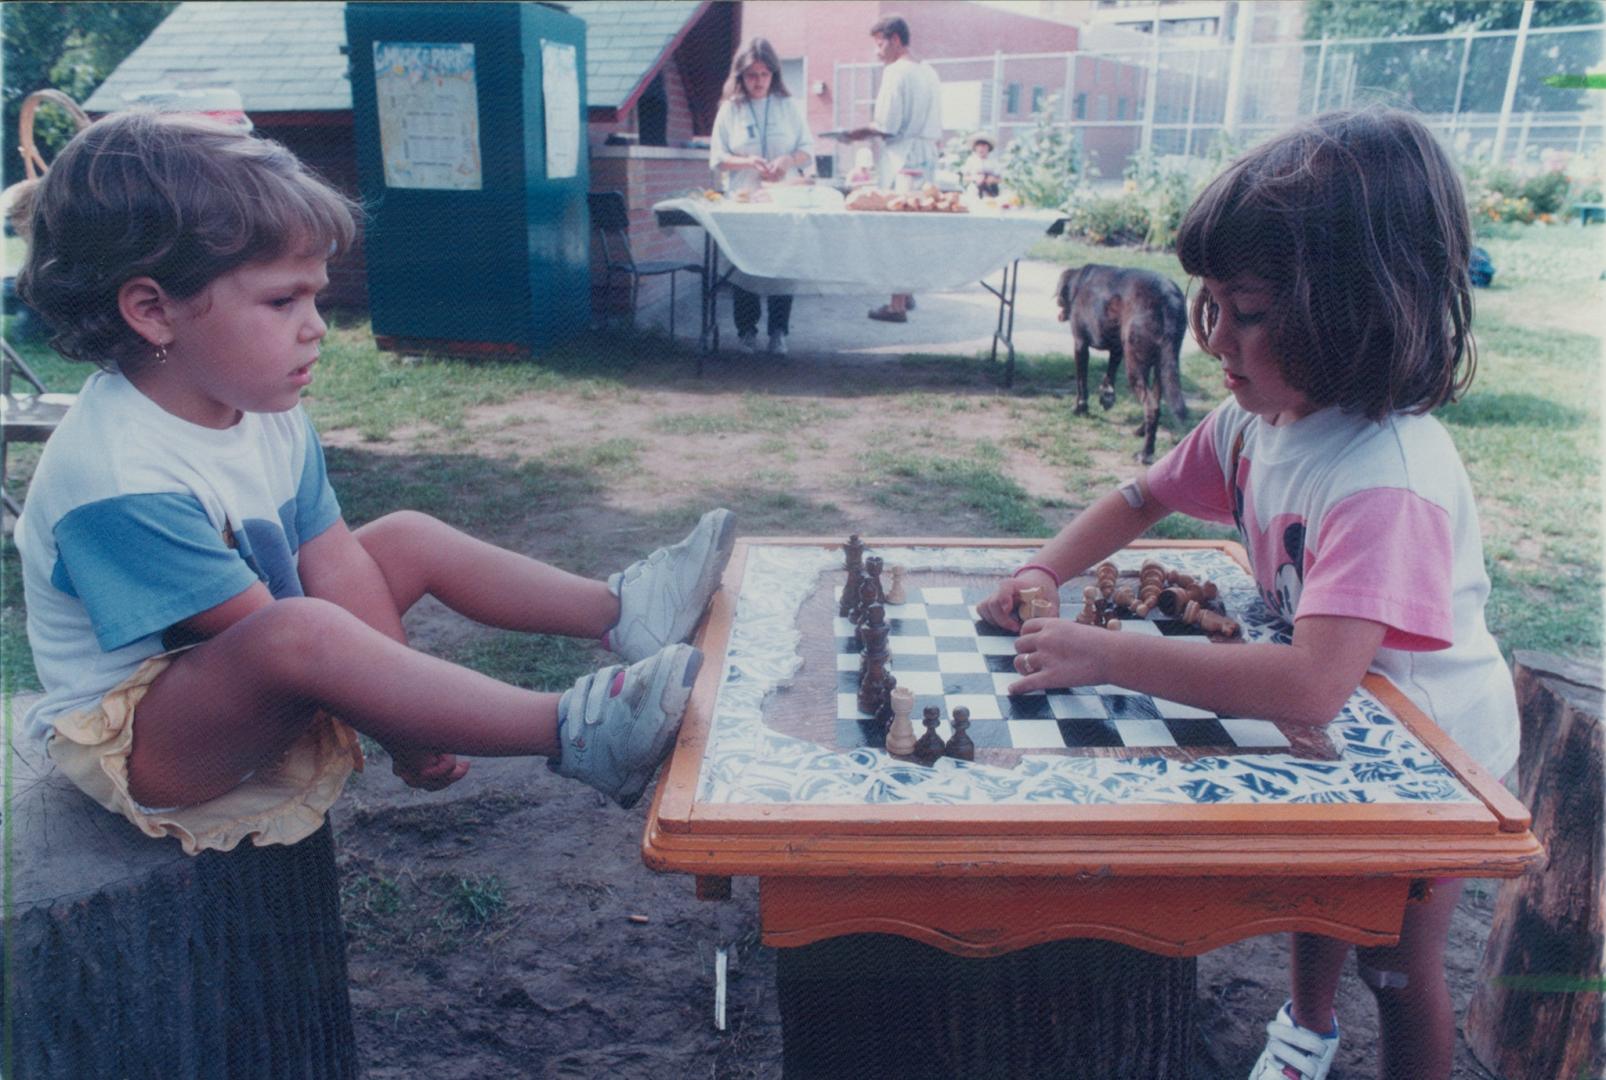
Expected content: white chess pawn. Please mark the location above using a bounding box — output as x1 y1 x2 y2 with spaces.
885 564 907 605
885 686 917 755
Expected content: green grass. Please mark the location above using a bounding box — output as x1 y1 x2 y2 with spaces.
858 444 1051 537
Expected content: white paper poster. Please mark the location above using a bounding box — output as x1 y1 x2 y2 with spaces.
541 40 580 180
373 41 483 190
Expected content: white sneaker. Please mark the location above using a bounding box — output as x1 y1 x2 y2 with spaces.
550 644 702 808
767 332 787 356
1249 1001 1339 1080
606 508 736 663
738 330 759 353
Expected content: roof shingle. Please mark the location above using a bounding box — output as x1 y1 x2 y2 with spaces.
84 0 704 114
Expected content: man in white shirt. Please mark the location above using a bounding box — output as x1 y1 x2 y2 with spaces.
845 14 942 323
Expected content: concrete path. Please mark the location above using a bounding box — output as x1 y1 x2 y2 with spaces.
640 258 1077 363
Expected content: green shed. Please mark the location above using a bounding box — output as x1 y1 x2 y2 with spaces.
345 2 589 355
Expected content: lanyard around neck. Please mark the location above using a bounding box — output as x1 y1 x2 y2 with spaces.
746 95 771 159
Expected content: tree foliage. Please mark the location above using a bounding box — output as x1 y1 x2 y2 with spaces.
2 2 177 185
1298 0 1604 122
1303 0 1603 38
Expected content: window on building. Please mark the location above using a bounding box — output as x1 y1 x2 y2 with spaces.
1005 82 1021 114
1031 86 1045 114
1116 97 1126 120
1096 93 1110 120
1074 92 1087 119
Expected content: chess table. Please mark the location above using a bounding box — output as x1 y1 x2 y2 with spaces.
644 537 1541 1077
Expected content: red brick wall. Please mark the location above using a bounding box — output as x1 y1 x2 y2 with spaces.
589 148 713 316
742 1 1081 146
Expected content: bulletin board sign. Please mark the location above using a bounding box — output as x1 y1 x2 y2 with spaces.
372 41 483 190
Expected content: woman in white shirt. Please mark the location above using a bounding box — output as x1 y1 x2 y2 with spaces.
709 38 815 356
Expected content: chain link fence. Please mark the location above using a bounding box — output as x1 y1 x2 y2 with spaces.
833 22 1605 185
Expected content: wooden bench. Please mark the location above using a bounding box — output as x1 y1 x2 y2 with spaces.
2 726 358 1078
1572 201 1605 225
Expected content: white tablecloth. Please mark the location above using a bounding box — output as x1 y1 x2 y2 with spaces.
653 198 1063 296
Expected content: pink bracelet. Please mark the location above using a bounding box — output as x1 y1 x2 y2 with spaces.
1013 563 1062 589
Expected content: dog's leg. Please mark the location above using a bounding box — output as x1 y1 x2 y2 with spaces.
1073 336 1091 416
1099 347 1119 411
1128 344 1160 464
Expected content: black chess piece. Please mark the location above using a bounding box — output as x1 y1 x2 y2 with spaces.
913 706 946 766
858 655 890 715
864 555 887 606
848 574 879 627
945 706 974 761
873 673 898 729
840 534 865 617
857 604 889 653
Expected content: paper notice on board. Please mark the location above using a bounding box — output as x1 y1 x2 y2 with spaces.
542 40 580 179
372 41 482 190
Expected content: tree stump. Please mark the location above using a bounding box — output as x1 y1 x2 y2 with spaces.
1 731 357 1079
776 933 1195 1079
1466 650 1603 1080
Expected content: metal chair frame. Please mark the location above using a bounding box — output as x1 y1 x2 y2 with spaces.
588 191 701 339
2 339 75 519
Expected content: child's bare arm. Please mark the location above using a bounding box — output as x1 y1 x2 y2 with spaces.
295 518 407 644
1012 612 1386 727
977 480 1172 631
171 581 275 638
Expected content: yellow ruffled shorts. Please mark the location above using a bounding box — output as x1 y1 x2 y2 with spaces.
46 651 364 855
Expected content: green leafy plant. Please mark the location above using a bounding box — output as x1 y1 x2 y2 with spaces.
998 94 1079 209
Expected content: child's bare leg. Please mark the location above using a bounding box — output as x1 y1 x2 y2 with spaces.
1356 879 1463 1080
355 510 618 637
1290 932 1349 1033
126 597 559 808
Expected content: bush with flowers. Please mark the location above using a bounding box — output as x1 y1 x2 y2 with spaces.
1462 146 1603 226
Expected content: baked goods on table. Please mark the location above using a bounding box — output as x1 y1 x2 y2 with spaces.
845 184 967 213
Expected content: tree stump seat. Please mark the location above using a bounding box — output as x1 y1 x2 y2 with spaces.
1466 650 1604 1080
2 732 357 1079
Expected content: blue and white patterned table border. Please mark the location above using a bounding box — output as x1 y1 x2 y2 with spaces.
697 545 1474 808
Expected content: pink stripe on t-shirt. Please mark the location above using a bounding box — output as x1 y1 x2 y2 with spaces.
1299 487 1455 651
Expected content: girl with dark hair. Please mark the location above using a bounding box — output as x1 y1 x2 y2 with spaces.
977 108 1512 1080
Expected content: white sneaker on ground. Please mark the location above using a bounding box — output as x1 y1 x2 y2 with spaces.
549 644 702 808
738 330 759 353
606 508 736 663
767 332 787 356
1248 1001 1339 1080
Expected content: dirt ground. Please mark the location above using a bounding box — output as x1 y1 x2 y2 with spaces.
327 344 1512 1080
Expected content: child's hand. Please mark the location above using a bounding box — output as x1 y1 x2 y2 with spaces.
1008 618 1105 694
977 572 1061 632
389 747 470 791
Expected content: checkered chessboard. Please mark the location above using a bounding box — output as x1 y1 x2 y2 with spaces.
835 585 1290 753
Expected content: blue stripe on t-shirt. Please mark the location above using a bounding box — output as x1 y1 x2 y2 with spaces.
51 492 261 652
295 411 341 546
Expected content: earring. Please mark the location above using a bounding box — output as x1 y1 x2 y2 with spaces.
154 343 168 365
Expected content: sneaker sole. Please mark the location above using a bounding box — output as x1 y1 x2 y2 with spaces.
615 645 704 809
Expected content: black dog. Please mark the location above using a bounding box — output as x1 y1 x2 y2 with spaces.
1055 265 1189 463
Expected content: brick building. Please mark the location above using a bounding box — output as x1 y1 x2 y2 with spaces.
84 0 734 321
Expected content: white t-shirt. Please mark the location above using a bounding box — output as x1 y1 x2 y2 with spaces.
15 370 342 744
874 56 943 183
710 94 814 194
1147 399 1518 777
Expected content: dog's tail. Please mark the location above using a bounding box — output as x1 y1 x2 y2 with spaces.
1161 284 1189 420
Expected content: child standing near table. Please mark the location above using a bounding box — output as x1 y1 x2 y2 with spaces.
978 106 1517 1080
16 111 735 855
